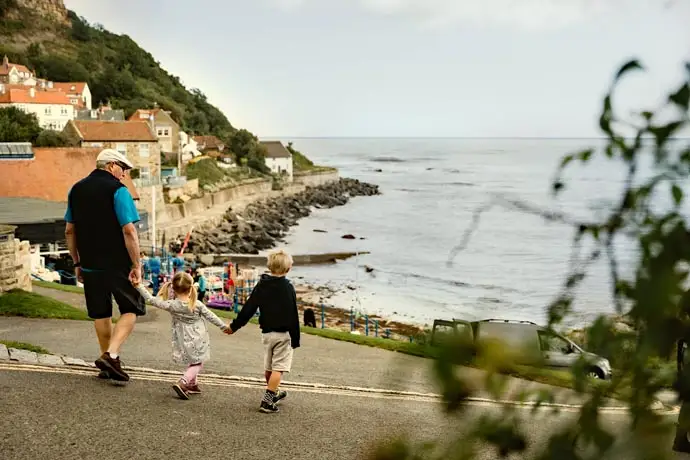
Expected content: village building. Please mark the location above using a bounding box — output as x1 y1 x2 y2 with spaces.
129 108 181 168
62 120 161 182
0 56 34 85
76 104 125 121
51 82 92 110
0 86 75 131
260 140 293 181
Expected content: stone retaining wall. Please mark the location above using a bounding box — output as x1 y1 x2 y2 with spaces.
294 169 339 186
0 225 31 293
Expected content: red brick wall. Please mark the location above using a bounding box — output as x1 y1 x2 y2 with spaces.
0 147 139 202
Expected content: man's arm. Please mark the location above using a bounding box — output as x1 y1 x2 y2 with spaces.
289 285 300 349
65 223 79 265
113 187 142 281
123 223 141 268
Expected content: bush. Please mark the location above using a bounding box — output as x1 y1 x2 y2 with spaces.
0 107 41 142
35 130 71 147
185 157 227 188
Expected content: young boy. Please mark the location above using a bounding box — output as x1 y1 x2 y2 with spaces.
227 249 300 413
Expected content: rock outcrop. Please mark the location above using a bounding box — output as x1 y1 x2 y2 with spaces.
179 178 380 255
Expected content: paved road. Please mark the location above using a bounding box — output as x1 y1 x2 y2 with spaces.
0 366 685 460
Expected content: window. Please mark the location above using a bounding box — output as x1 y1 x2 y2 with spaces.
164 129 169 136
157 129 163 136
538 332 572 354
61 107 68 115
116 143 127 156
139 143 150 157
44 107 52 115
139 167 151 179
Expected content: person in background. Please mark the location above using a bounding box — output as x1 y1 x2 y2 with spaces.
193 269 207 302
64 149 145 382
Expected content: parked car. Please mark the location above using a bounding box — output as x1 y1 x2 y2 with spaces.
430 318 612 380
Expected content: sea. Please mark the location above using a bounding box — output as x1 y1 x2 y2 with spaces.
265 138 687 329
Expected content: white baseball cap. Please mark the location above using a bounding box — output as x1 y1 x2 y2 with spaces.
97 149 134 170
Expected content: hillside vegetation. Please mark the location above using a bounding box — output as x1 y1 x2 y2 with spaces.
0 4 235 139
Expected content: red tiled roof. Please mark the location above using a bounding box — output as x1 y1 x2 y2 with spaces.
0 62 32 76
0 147 139 202
0 88 72 105
51 82 87 95
260 141 291 158
128 109 160 121
193 135 224 150
69 120 157 142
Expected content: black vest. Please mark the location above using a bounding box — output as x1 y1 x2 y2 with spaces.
69 169 132 271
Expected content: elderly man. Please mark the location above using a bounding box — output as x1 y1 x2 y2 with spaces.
64 149 145 382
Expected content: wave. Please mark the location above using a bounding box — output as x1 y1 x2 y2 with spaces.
373 267 530 295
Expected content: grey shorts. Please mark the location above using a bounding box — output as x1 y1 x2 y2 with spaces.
262 332 293 373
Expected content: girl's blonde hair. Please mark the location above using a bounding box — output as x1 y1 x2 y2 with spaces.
157 271 198 311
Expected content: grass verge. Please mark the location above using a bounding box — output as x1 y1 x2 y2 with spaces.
0 289 90 321
0 340 50 354
32 280 84 294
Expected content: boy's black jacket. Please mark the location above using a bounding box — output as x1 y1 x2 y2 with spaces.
230 274 300 348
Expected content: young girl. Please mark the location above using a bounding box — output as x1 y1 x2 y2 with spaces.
134 272 230 400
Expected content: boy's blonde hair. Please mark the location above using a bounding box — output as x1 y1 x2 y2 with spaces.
267 249 293 275
158 271 198 311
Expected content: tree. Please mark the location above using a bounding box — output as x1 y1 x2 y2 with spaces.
0 107 41 143
370 60 690 459
0 0 16 19
35 130 71 147
70 14 91 42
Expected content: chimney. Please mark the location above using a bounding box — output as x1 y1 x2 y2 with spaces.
29 87 35 98
2 55 8 69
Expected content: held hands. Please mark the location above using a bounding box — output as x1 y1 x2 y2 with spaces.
222 324 233 335
129 265 142 287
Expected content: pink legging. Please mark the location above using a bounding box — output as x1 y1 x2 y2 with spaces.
182 363 203 384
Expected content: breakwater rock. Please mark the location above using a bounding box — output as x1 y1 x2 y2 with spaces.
181 178 380 255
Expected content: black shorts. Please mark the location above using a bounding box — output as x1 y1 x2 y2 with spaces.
82 269 146 319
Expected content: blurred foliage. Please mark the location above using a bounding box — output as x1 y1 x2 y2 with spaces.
369 60 690 459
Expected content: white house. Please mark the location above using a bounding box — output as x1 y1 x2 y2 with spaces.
0 87 75 131
0 56 34 85
260 141 293 181
52 82 92 110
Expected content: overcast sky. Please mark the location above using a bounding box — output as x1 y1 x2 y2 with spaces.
63 0 689 138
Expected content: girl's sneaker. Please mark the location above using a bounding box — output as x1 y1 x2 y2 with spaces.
172 381 190 400
259 400 279 413
187 384 201 395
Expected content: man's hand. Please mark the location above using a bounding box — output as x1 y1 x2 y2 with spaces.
223 325 233 335
129 265 142 286
75 267 83 283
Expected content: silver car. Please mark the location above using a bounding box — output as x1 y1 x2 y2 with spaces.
431 318 612 380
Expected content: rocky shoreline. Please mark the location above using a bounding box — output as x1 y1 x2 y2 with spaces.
180 178 380 255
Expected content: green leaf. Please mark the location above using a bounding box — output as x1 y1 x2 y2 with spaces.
672 184 683 206
578 149 593 163
669 84 690 110
614 59 643 82
560 154 575 168
650 121 684 146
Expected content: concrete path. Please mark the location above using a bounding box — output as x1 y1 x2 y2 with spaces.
0 364 685 460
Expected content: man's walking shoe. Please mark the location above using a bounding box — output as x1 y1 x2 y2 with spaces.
259 400 280 413
187 383 201 395
273 390 287 404
97 370 110 379
94 353 129 382
172 381 190 400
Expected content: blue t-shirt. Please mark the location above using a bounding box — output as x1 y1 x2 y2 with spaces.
65 187 140 272
65 187 140 227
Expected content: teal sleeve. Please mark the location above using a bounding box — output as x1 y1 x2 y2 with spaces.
113 187 140 227
64 189 73 223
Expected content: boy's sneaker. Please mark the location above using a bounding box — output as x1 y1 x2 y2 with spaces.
273 390 287 404
172 381 190 400
187 383 201 395
95 352 129 382
97 370 110 379
259 400 280 413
